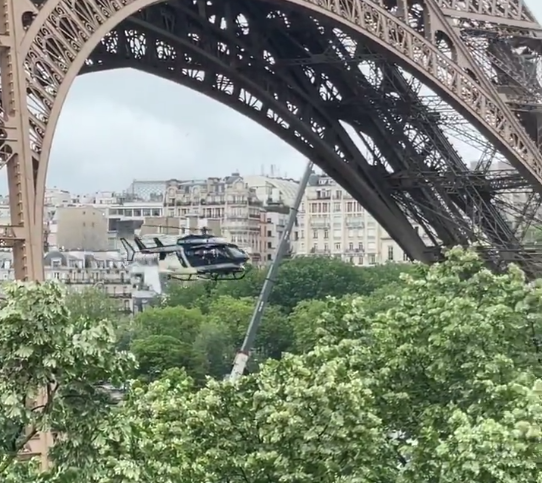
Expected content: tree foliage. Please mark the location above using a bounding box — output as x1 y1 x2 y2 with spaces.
8 248 542 482
64 287 119 322
165 257 414 314
298 247 542 481
130 335 194 381
127 296 294 381
99 248 542 482
0 282 134 480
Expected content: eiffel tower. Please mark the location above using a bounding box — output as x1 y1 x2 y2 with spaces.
1 0 542 466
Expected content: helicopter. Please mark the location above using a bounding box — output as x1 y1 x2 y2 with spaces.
120 230 250 281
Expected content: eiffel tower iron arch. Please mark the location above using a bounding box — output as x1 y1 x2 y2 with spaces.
5 0 542 281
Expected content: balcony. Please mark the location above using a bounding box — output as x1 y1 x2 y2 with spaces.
345 220 364 229
309 248 332 255
344 248 365 255
108 291 132 298
65 278 128 285
309 219 331 228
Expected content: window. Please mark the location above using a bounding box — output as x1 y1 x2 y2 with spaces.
313 230 318 239
267 230 272 237
349 242 354 251
368 254 376 264
324 230 329 239
334 243 341 251
403 252 410 262
387 246 394 261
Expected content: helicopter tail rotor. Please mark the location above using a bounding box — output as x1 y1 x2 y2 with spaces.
120 238 136 262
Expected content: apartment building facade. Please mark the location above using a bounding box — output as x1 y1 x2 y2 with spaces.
0 250 133 311
294 174 432 265
48 206 109 251
162 174 264 262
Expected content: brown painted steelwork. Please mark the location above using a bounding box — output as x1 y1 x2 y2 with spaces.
2 0 542 463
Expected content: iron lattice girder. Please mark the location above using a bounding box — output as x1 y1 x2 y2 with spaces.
387 169 530 193
436 0 541 33
123 2 433 257
312 36 522 253
2 0 541 278
249 13 474 247
436 0 536 22
258 8 537 267
21 0 542 190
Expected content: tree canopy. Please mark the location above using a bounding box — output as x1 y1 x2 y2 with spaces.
4 249 542 482
165 256 414 313
0 282 134 480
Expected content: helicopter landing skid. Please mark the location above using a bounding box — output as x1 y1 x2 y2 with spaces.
167 270 246 282
207 271 246 281
167 274 199 282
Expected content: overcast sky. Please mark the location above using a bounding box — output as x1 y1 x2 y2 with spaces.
14 0 542 194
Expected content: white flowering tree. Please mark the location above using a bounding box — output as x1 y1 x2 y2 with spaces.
308 247 542 482
97 248 542 483
6 248 542 482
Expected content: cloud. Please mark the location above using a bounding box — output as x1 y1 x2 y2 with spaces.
49 69 306 193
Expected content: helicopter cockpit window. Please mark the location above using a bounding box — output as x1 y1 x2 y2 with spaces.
183 248 206 267
182 246 223 267
226 247 248 260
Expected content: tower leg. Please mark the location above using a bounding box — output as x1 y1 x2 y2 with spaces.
0 0 47 470
0 0 43 280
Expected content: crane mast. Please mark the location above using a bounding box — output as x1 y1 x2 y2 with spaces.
229 162 314 381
